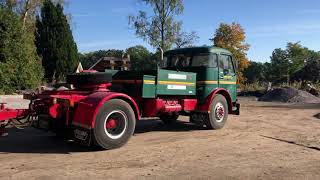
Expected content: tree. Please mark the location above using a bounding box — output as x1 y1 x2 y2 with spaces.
0 0 42 27
286 42 309 74
292 59 320 83
0 7 43 93
129 0 184 51
269 42 316 83
211 22 250 83
35 0 78 82
243 42 320 84
291 50 320 83
243 61 265 83
269 48 289 82
79 47 158 71
174 24 198 48
126 45 156 71
18 0 42 27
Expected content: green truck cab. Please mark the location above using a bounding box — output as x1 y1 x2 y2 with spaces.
163 46 238 104
109 46 240 130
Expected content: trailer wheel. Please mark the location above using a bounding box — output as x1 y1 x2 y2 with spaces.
205 94 228 129
159 114 179 124
93 99 136 150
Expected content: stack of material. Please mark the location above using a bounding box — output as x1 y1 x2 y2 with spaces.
259 87 320 104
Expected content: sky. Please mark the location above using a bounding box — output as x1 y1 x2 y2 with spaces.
65 0 320 62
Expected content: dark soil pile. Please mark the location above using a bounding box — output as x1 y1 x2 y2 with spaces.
259 87 320 103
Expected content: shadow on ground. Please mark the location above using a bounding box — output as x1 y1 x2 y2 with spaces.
314 113 320 119
135 118 206 134
0 118 204 154
0 128 94 154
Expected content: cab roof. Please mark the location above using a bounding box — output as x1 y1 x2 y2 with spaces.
164 46 232 56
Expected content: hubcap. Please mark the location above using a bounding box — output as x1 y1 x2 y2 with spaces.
214 102 225 122
104 110 127 139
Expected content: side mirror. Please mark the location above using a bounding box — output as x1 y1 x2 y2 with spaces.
223 69 229 75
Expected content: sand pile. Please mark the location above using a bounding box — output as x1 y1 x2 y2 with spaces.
259 87 320 104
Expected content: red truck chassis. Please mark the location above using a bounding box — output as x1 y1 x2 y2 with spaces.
0 73 239 149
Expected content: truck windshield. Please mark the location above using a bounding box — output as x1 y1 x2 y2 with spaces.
164 53 217 68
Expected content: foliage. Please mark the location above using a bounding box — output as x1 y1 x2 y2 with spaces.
125 45 156 71
129 0 184 51
292 56 320 82
174 24 198 48
243 42 320 89
35 0 78 82
269 48 289 82
79 49 124 69
243 61 265 83
212 22 250 83
268 42 320 83
240 82 267 94
0 0 44 29
0 7 43 94
79 46 158 71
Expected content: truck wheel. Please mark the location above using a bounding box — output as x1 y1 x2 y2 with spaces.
205 94 228 129
159 114 179 124
93 99 136 150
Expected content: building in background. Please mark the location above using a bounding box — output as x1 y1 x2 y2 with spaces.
89 55 130 71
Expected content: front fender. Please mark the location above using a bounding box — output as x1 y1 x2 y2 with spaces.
198 88 233 113
73 91 140 129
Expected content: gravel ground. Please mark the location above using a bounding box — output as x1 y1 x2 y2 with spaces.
0 97 320 180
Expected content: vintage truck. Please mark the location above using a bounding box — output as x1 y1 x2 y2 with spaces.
0 46 240 150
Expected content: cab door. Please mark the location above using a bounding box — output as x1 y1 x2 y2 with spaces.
218 54 237 102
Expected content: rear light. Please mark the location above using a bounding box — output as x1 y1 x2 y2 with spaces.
69 100 74 107
52 97 57 104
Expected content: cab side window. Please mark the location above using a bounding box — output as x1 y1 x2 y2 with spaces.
191 53 218 67
220 54 235 74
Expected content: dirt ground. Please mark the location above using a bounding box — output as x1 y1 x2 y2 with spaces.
0 97 320 180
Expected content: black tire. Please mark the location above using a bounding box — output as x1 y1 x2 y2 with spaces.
93 99 136 150
66 72 112 86
159 114 179 124
204 94 228 129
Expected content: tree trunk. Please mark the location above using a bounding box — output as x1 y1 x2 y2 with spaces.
21 0 30 28
22 10 28 28
160 0 165 51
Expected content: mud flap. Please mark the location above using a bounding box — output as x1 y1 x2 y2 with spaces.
231 103 240 115
0 124 8 137
72 126 92 146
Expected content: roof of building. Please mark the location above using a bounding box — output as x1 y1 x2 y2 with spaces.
89 56 130 70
